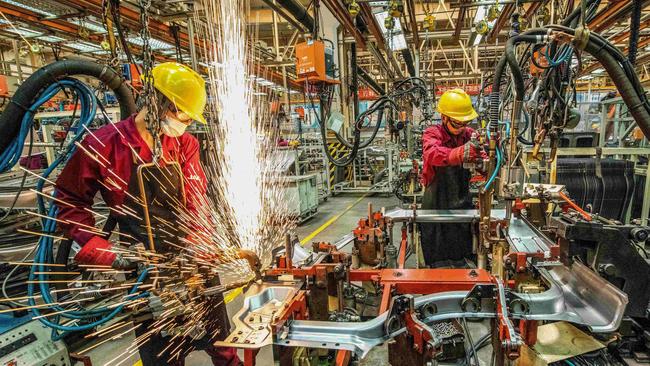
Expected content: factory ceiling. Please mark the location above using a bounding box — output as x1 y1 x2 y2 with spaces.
0 0 647 88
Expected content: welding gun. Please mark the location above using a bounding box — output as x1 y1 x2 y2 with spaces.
236 248 262 279
200 249 262 298
463 132 484 173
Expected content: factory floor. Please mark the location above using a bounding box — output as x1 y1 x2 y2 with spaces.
185 194 495 366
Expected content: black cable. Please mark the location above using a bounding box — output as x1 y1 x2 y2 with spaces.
110 0 135 65
0 127 35 223
518 110 534 145
170 24 183 63
629 0 642 66
58 90 79 151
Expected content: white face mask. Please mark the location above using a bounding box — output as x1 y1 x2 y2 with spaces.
161 116 188 137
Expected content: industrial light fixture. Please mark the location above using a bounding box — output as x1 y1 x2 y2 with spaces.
126 36 174 50
423 12 436 32
2 0 55 17
591 68 605 74
348 0 360 16
37 35 65 43
69 18 106 33
66 41 102 52
475 20 489 36
578 75 594 80
388 0 404 17
487 1 500 22
5 27 42 38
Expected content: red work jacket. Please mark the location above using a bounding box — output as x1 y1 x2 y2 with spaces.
420 124 475 187
55 114 207 246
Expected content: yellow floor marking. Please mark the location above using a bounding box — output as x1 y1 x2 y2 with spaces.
300 194 368 245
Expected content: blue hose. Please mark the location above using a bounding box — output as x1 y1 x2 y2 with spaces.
484 144 501 191
544 45 572 67
6 78 151 336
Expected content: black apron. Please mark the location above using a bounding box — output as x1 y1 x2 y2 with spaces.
420 139 474 267
119 158 185 253
103 154 235 366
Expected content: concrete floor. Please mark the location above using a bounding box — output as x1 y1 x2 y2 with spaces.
186 195 498 366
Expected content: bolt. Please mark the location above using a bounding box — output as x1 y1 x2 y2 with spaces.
238 331 243 335
469 269 478 277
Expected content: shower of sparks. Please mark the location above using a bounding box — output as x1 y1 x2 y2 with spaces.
193 0 297 269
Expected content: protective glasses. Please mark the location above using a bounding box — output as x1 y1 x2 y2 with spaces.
447 118 466 130
168 104 193 124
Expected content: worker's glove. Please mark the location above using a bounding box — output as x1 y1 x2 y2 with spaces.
236 249 262 278
74 236 135 269
449 142 478 166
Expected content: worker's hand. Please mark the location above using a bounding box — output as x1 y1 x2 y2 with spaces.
236 249 261 276
74 236 135 269
111 253 137 270
449 142 479 166
75 236 116 266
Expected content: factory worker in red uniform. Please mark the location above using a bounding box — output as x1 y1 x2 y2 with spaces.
55 63 240 366
420 89 483 267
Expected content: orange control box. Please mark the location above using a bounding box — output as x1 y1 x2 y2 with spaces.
296 40 327 81
530 47 549 76
0 75 9 97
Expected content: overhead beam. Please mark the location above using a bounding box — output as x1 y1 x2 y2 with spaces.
610 18 650 45
321 0 366 48
406 0 420 47
263 0 310 33
454 2 465 40
523 2 542 22
589 0 632 32
488 4 514 43
360 3 386 51
0 3 89 39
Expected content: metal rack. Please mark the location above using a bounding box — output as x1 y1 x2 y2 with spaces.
598 97 648 148
332 142 398 195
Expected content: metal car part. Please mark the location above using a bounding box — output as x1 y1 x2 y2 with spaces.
216 281 303 349
217 262 626 358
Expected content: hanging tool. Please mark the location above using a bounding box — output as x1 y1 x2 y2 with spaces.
170 23 184 63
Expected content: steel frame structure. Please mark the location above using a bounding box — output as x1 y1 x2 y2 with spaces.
215 209 628 366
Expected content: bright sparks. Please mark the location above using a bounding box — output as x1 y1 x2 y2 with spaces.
195 0 296 268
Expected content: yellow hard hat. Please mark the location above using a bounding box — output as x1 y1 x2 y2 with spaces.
149 62 207 124
437 88 478 123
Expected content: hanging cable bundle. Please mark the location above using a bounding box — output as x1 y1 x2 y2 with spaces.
138 0 162 160
315 77 431 167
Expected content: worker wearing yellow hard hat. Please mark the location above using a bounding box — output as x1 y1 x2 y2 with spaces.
420 88 484 267
149 62 208 125
55 62 241 365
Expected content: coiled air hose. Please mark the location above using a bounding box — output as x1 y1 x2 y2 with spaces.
0 60 136 157
0 60 140 337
